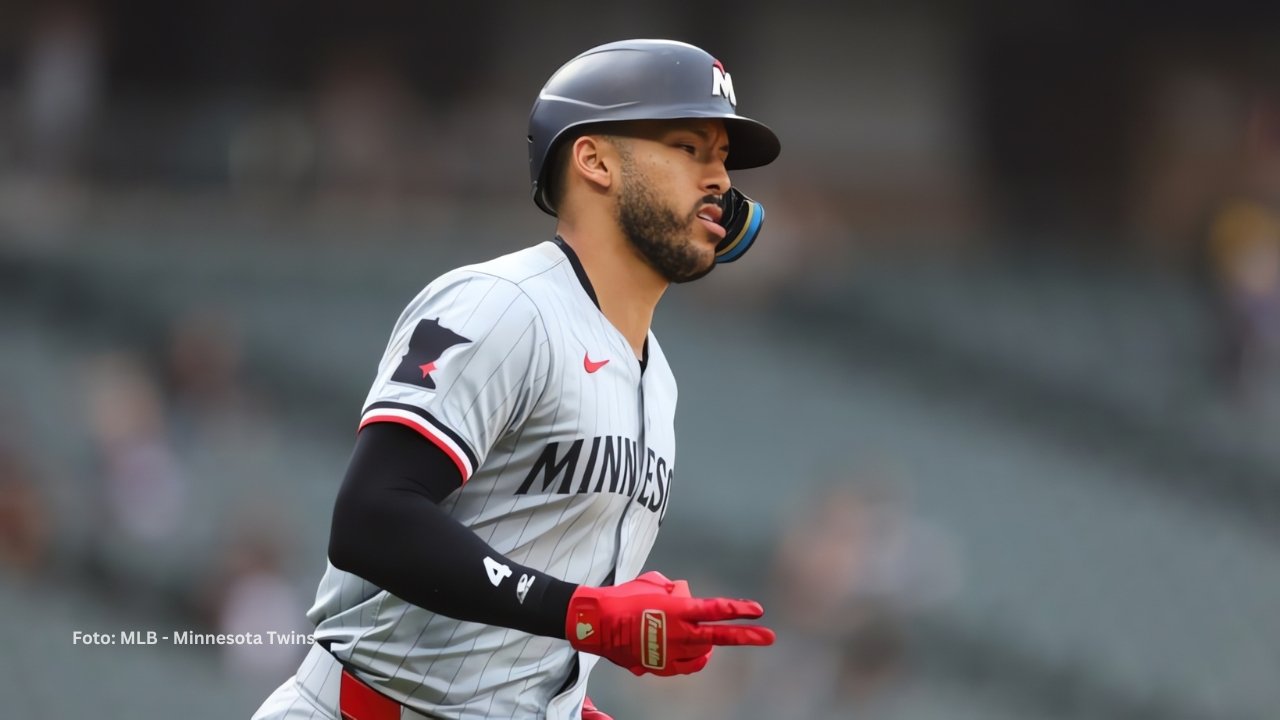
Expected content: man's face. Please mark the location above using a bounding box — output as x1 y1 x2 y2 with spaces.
610 120 732 284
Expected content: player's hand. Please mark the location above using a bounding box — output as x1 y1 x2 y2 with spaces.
581 695 614 720
566 570 774 676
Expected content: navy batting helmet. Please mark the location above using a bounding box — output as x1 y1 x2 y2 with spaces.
527 39 780 218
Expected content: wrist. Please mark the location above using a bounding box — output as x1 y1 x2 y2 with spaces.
534 577 578 639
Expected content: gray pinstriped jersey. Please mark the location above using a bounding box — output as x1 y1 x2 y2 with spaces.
308 240 677 719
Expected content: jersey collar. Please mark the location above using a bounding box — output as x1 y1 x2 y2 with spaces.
553 235 600 309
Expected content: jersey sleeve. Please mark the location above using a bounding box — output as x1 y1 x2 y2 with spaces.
358 271 549 482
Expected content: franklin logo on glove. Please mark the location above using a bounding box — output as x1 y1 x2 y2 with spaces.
642 610 666 670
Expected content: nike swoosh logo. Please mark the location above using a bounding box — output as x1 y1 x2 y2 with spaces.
583 353 610 374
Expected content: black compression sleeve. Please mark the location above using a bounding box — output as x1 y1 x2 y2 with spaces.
327 422 578 638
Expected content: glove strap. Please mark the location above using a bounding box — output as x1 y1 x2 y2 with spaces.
567 595 603 652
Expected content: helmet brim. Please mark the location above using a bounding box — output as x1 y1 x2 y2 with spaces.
598 108 780 170
698 114 782 171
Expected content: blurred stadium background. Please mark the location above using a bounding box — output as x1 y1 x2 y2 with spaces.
2 1 1280 718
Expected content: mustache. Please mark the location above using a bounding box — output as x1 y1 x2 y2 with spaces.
688 194 724 219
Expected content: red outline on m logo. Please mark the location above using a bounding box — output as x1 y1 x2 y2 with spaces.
712 61 736 107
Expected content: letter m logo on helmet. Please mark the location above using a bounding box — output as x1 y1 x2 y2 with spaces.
711 60 736 107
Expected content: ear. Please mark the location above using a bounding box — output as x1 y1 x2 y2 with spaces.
568 135 616 193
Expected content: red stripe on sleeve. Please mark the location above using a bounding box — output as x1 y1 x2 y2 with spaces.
358 415 471 482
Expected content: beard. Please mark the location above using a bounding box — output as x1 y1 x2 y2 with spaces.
615 162 717 284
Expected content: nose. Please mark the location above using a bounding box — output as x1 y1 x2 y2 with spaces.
703 159 731 196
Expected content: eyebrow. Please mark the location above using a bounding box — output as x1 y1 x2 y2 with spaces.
677 126 730 152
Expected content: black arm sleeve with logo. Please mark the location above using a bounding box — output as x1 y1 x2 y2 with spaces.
328 422 577 639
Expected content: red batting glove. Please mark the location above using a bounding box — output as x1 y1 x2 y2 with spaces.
566 571 774 676
581 695 613 720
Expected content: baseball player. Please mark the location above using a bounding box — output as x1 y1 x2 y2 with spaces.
252 38 780 720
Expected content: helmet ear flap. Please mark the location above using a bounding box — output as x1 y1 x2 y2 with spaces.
534 136 570 217
714 188 765 264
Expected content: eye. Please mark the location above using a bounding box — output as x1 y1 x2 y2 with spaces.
677 144 697 155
